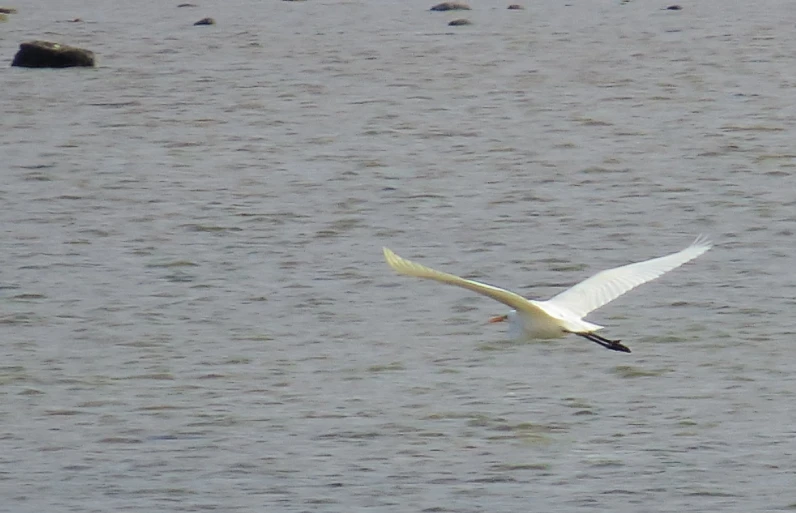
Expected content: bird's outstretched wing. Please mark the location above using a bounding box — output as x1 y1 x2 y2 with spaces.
545 235 712 319
383 247 547 316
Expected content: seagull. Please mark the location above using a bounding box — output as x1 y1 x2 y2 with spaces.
383 236 711 353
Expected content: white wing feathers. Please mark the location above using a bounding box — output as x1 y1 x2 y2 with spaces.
383 247 548 317
545 235 712 319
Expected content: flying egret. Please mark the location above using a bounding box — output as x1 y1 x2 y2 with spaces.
383 236 711 353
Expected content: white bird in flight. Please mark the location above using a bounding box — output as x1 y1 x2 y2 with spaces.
383 236 711 353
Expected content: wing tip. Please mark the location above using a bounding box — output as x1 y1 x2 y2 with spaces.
383 246 408 273
691 234 713 251
383 246 396 265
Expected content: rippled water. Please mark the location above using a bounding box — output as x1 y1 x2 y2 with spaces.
2 0 796 511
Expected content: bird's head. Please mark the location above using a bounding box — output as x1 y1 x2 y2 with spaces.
488 310 517 324
487 310 522 339
488 313 508 324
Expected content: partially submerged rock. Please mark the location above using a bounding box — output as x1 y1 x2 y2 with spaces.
507 4 524 9
193 17 215 25
448 18 471 26
430 2 470 11
11 40 96 68
0 7 17 14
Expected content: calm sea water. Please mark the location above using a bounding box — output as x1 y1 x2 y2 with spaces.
2 0 796 511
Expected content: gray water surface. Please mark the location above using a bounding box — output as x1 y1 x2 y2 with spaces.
2 0 796 511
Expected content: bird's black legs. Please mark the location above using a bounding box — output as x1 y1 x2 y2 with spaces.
574 332 631 353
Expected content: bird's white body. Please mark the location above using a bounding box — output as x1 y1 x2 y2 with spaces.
383 236 711 352
511 301 604 340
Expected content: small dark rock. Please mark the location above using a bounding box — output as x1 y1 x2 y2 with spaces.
193 17 215 25
665 4 682 9
448 18 471 26
430 2 470 11
507 4 524 9
0 7 17 14
177 3 197 6
11 40 95 68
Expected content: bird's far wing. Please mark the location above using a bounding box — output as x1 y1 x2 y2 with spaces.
545 235 712 319
383 247 545 316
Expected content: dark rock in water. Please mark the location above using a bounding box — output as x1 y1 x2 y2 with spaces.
448 18 471 26
507 4 524 9
11 40 96 68
193 17 215 25
0 7 17 14
177 3 197 6
665 4 682 9
430 2 470 11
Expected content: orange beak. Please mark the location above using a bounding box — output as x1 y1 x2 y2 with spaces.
488 314 508 324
